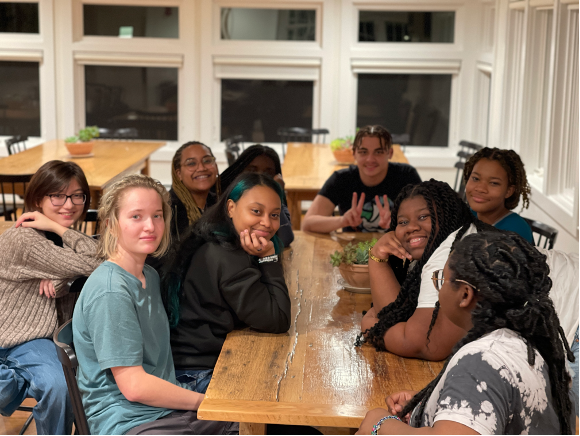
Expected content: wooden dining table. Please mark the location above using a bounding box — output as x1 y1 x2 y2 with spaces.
0 139 165 208
197 231 443 435
282 144 409 230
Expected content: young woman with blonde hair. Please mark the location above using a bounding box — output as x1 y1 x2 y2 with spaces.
72 174 233 435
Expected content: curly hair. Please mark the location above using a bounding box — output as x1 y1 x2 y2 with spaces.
353 125 393 152
171 141 221 225
401 231 574 435
463 147 531 210
360 179 494 350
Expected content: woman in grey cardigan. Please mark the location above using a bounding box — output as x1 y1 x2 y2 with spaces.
0 160 101 435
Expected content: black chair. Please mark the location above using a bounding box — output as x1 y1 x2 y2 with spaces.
457 140 483 162
311 128 329 144
453 161 467 200
224 135 244 166
277 127 313 157
0 174 33 220
75 209 99 236
15 404 34 435
5 136 28 155
53 320 91 435
523 217 558 249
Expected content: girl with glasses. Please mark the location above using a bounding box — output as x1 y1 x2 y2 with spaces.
0 160 101 435
170 141 221 242
357 232 574 435
72 174 234 435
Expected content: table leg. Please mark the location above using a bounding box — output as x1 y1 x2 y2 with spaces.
239 422 266 435
286 192 301 231
141 158 150 176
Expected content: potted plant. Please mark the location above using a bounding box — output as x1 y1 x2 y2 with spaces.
65 126 100 156
329 136 355 164
330 238 377 288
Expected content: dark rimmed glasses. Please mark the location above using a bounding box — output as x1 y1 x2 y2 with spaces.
46 193 86 206
431 269 479 292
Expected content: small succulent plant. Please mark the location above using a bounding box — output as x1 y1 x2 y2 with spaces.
330 238 378 267
65 126 99 143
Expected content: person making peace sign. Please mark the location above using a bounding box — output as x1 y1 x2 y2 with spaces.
302 125 421 233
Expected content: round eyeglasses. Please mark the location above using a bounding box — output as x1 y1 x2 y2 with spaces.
46 193 86 206
431 269 479 292
182 156 216 170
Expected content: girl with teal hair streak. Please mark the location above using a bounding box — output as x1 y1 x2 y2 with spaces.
161 172 291 394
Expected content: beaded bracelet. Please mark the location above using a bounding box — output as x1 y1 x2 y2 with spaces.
371 415 401 435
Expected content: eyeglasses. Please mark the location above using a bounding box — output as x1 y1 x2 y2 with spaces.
182 156 216 169
46 193 86 206
431 269 479 292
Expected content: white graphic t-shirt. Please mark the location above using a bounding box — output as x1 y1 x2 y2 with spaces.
412 328 567 434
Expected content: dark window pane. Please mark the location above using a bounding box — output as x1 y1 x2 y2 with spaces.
359 11 454 43
357 74 451 147
0 3 39 33
85 66 178 141
0 61 40 136
83 5 178 38
221 8 315 41
221 79 313 142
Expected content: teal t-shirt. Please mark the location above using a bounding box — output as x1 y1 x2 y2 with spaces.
72 261 187 435
470 210 534 244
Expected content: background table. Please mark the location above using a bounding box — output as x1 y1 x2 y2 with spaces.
282 144 409 230
0 139 164 208
197 231 443 434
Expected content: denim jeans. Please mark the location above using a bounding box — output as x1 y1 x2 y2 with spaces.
175 369 213 394
0 339 73 435
570 327 579 417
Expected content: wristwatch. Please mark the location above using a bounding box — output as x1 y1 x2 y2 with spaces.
368 247 388 263
258 254 279 263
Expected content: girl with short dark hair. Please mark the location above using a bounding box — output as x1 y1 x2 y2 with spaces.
0 160 101 435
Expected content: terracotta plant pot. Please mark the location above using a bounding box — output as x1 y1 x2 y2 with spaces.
65 141 94 156
338 263 370 288
332 148 355 164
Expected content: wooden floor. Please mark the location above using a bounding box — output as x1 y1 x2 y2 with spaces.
0 399 36 435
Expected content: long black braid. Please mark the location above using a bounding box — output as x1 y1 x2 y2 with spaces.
361 179 492 350
402 231 574 434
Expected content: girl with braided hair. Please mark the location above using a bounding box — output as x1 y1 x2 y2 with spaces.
357 231 575 435
170 141 221 242
361 179 494 360
464 147 533 243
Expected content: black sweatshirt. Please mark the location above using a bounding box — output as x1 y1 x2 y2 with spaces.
170 241 291 370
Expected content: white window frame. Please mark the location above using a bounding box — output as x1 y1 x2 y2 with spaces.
0 0 57 146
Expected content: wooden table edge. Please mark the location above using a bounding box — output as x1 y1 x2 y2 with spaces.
197 398 366 428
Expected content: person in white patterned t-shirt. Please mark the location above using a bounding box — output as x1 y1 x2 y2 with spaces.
357 231 574 435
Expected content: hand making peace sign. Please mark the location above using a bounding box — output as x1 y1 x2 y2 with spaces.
375 195 391 229
340 192 365 229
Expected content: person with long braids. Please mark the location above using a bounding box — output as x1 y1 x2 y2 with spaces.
360 180 493 360
162 172 291 394
220 144 294 246
169 141 221 242
464 147 533 243
357 232 575 435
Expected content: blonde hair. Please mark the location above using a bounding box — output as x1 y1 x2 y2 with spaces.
97 174 172 259
171 141 221 226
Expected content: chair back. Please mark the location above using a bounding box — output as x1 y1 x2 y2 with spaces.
453 161 467 200
0 174 33 220
277 127 313 157
53 320 91 435
224 135 244 166
311 128 329 144
5 136 28 155
523 217 558 249
74 209 99 235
